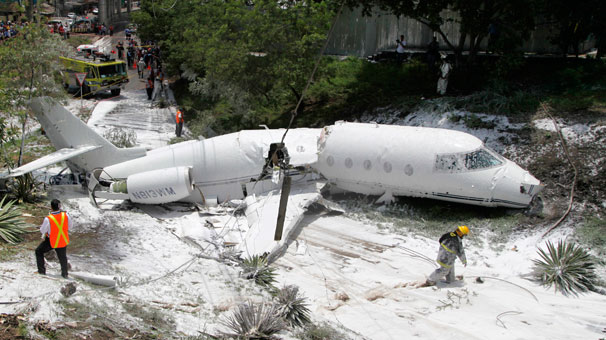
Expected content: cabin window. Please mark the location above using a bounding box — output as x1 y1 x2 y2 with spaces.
383 162 392 173
326 155 334 166
404 164 414 176
363 160 372 170
345 158 353 168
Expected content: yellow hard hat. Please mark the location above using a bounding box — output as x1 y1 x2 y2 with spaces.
457 225 469 236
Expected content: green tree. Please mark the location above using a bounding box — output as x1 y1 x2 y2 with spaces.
539 0 606 58
0 24 68 168
343 0 537 64
133 0 335 130
592 2 606 58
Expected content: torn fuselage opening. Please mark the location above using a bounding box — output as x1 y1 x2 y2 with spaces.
268 143 290 168
259 143 290 180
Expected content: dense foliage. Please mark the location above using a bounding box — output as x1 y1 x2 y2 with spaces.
133 0 336 131
0 24 68 167
344 0 536 63
344 0 606 60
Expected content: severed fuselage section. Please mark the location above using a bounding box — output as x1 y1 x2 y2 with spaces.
89 122 540 208
16 98 541 209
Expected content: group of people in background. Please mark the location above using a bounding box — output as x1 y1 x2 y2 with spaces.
396 33 452 95
49 22 70 39
0 21 25 42
89 23 113 36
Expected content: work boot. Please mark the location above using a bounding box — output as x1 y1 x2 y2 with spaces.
419 279 435 288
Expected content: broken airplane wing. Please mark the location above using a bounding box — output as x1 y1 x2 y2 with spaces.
0 145 101 179
235 179 324 260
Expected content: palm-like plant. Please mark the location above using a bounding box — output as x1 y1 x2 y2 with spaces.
0 196 28 244
220 301 285 339
275 285 311 328
241 255 277 288
103 127 137 148
7 173 42 203
532 240 597 296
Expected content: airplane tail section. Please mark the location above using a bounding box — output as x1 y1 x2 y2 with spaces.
28 97 146 174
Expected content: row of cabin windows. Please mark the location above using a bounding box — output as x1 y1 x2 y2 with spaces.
324 147 502 174
325 156 414 176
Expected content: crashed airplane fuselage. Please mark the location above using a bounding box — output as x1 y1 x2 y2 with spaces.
94 122 540 209
10 98 541 209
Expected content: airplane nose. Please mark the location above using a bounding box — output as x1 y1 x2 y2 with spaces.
520 172 543 196
491 161 542 207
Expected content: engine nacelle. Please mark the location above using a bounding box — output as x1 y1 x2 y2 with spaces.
120 167 194 204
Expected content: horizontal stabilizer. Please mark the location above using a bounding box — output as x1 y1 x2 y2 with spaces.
0 145 101 179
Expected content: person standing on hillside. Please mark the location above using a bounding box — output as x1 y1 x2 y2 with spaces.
426 36 440 69
127 49 133 69
146 76 154 100
116 41 124 60
437 53 452 95
35 199 72 278
175 108 184 137
425 225 469 286
396 34 407 63
137 58 146 79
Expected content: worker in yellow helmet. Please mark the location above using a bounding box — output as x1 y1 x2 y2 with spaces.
426 225 469 286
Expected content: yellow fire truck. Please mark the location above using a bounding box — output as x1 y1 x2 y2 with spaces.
60 56 128 97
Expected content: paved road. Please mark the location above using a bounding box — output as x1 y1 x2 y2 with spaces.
85 29 178 149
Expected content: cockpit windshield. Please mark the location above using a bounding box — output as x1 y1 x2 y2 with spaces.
98 64 126 78
435 147 503 172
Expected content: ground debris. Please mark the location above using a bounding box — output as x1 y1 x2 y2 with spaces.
335 291 350 302
61 282 77 297
0 313 26 339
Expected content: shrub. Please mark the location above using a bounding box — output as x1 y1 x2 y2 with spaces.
0 196 28 244
220 301 285 339
532 240 598 296
275 285 311 328
7 173 42 203
103 127 137 148
295 322 351 340
241 255 277 288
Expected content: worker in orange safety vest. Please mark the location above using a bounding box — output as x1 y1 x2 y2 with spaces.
175 109 184 137
35 199 72 278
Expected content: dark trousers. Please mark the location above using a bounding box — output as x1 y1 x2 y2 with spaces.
35 237 68 278
146 87 153 100
176 122 183 137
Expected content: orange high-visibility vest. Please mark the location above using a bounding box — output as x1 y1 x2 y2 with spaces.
176 110 184 123
48 212 69 248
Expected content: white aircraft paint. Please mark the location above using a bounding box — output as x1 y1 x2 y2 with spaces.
2 97 542 257
316 122 541 207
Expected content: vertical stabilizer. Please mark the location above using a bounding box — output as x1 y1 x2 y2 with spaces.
29 97 146 173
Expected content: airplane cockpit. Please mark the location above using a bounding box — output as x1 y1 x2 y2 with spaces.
435 146 504 173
